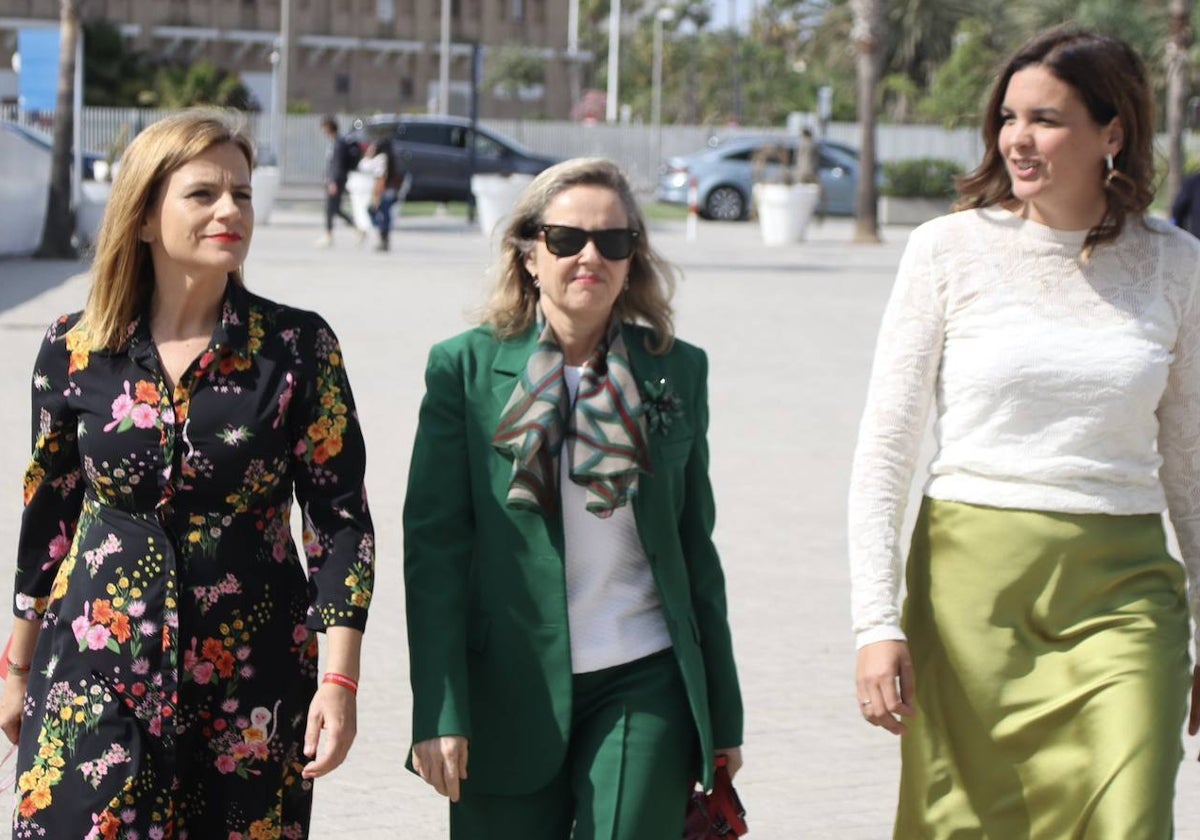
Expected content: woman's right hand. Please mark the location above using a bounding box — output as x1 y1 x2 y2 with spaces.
0 674 28 745
412 735 469 802
855 640 917 736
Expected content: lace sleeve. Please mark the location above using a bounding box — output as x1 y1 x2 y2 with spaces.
848 225 945 648
1158 258 1200 653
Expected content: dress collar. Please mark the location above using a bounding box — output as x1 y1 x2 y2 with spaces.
125 277 251 363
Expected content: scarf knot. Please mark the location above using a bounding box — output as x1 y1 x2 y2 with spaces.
492 318 651 518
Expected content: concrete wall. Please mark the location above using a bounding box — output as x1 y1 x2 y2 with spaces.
0 124 50 256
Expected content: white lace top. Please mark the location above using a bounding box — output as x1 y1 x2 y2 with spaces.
848 207 1200 650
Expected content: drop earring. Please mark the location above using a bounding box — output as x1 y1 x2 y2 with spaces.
1105 153 1114 172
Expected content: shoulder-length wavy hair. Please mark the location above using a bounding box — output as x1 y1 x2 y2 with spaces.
81 108 255 350
482 157 677 354
954 26 1154 256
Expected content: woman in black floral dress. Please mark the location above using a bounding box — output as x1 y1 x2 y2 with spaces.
0 110 374 839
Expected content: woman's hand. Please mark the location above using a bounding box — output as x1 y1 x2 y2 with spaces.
714 746 743 779
301 682 357 779
856 640 917 735
412 736 469 802
0 674 27 745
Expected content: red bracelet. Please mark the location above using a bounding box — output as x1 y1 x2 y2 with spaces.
322 672 358 694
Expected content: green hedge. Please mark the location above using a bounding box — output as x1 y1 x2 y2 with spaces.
881 158 965 199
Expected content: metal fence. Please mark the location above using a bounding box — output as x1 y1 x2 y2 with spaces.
6 103 1200 194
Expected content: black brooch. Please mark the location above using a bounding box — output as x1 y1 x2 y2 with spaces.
642 377 684 436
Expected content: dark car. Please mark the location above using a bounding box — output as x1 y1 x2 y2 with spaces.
656 135 870 221
349 115 557 203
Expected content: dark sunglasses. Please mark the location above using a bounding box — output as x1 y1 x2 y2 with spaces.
539 224 639 260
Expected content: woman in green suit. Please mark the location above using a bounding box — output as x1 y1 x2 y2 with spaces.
403 157 743 839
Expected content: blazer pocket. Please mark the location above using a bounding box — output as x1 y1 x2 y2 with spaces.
467 611 491 654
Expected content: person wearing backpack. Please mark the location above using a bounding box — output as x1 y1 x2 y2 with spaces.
316 115 362 247
359 142 408 252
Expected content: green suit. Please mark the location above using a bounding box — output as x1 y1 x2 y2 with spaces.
403 321 743 796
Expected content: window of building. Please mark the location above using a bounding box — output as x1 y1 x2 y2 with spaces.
377 0 394 22
510 0 524 22
335 74 351 95
400 77 414 100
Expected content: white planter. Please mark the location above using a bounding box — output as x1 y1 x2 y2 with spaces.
471 173 534 239
879 196 951 226
251 166 282 225
753 183 821 246
345 170 376 232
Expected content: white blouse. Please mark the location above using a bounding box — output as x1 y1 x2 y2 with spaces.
848 207 1200 650
561 365 672 674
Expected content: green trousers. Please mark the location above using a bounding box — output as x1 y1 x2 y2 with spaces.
449 649 697 840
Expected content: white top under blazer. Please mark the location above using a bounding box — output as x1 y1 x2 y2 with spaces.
848 207 1200 650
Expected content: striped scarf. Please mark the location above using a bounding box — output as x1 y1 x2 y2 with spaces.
492 317 651 518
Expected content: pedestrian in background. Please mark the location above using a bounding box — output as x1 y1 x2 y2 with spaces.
0 108 375 838
358 141 401 252
1170 169 1200 239
403 157 743 839
849 26 1200 838
316 114 361 247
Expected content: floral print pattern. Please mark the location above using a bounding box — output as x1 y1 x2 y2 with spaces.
12 282 373 839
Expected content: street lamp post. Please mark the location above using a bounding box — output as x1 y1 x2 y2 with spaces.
651 7 675 168
605 0 621 122
268 48 280 165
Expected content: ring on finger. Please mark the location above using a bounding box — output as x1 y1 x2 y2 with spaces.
859 699 871 706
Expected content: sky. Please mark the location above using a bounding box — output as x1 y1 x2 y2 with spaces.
707 0 759 31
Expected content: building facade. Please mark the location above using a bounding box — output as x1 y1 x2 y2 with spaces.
0 0 586 118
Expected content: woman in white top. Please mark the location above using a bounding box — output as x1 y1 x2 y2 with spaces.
402 158 743 839
849 26 1200 839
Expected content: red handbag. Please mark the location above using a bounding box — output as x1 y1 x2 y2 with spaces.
683 755 748 839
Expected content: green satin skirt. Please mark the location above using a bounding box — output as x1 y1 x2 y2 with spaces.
896 498 1190 840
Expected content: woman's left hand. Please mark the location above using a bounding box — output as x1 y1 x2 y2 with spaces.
714 746 743 779
301 682 358 779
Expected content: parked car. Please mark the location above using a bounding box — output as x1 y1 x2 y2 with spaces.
656 135 868 221
3 121 103 180
348 115 558 203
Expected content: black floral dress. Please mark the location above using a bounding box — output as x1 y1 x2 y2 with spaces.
11 281 374 840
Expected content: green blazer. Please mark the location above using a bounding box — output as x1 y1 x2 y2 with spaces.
403 322 743 795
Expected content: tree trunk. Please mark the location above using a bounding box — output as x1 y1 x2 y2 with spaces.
1166 0 1191 204
851 0 882 244
35 0 80 259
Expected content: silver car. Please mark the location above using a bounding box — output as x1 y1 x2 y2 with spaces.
656 135 864 221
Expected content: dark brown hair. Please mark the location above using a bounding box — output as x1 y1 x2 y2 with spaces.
955 26 1154 255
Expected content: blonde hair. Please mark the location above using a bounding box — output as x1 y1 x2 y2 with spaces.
82 108 255 350
482 157 677 354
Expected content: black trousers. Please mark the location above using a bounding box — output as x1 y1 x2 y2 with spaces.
324 184 355 232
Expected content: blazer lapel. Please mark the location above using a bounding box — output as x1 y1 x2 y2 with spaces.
622 325 664 531
489 323 540 425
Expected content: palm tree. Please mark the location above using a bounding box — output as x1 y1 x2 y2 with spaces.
1165 0 1191 202
851 0 883 243
36 0 81 259
677 1 713 124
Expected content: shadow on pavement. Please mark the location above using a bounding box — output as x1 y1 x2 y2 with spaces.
0 256 87 316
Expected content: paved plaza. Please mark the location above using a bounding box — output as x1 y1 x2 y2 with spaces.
2 207 1200 838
